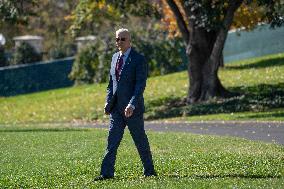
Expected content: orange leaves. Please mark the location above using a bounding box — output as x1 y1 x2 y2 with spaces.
160 0 185 38
232 0 265 30
159 0 266 35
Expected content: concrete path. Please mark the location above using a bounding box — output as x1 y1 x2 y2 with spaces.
78 121 284 145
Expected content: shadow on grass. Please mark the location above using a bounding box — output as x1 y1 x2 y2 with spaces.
226 56 284 70
116 173 282 182
145 83 284 120
243 112 284 119
168 173 282 179
0 127 90 133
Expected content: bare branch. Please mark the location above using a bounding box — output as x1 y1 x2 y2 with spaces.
166 0 190 43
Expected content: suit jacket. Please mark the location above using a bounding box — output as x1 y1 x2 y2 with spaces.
105 48 147 116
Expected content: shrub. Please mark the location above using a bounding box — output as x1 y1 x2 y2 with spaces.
0 46 8 67
132 35 187 76
12 42 42 65
69 40 113 85
49 43 77 60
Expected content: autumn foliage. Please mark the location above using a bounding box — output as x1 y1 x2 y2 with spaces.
160 0 267 38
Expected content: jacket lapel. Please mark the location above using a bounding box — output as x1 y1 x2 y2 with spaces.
111 52 119 82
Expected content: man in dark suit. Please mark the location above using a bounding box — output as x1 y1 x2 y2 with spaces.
94 28 156 181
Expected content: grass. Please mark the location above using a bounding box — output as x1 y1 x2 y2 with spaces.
0 53 284 124
1 54 283 188
0 127 283 188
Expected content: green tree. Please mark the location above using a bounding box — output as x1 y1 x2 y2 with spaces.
69 41 114 85
1 1 78 57
24 0 78 58
0 0 36 25
0 0 37 48
163 0 283 103
67 0 184 81
69 0 284 102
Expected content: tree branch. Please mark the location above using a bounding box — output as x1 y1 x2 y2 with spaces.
210 0 244 71
166 0 190 43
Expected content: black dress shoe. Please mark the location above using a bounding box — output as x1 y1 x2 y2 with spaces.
145 172 158 177
93 175 114 181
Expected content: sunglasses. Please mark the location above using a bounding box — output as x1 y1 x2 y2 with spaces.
116 37 126 42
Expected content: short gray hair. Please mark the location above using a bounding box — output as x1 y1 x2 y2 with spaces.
116 28 131 40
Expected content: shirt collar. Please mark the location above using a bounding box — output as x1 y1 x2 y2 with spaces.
119 47 131 58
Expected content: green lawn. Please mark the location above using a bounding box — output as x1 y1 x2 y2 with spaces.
0 127 283 188
1 54 283 188
0 53 284 124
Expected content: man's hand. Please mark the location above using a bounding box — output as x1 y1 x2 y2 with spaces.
124 105 134 118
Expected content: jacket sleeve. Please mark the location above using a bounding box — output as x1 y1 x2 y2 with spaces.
128 56 148 107
106 74 113 104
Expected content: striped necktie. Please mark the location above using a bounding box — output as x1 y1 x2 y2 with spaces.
115 54 124 81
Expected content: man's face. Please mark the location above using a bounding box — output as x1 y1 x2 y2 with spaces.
116 32 131 53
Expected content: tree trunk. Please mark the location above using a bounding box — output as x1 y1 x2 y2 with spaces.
186 28 228 103
219 52 224 67
166 0 243 103
185 0 243 103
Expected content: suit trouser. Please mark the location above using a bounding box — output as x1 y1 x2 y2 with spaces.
100 108 155 177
